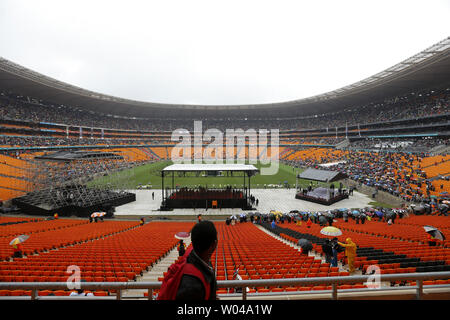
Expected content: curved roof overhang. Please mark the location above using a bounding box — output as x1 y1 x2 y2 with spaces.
0 37 449 118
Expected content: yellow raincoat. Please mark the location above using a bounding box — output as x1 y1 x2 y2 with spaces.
338 238 357 274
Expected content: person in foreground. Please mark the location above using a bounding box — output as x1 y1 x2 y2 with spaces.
176 221 218 300
157 220 218 300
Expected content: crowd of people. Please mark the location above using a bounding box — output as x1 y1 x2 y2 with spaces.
327 152 448 204
349 138 449 153
284 148 450 205
0 134 346 150
283 137 347 145
223 205 414 230
169 186 244 201
0 135 163 148
1 87 449 210
1 88 448 133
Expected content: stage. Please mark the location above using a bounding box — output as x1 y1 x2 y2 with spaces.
114 188 373 218
159 164 258 211
295 187 349 205
164 188 249 209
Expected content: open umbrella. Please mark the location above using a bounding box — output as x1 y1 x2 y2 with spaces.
375 210 383 218
320 226 342 237
318 215 328 225
386 210 396 219
91 212 106 218
297 239 313 252
423 225 438 233
325 211 334 218
175 232 190 240
423 226 445 241
10 234 29 246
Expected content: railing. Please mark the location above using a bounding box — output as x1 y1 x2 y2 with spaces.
1 272 449 300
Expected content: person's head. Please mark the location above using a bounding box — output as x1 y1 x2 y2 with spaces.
346 238 352 244
191 221 217 259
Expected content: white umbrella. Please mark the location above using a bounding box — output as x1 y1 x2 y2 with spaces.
10 234 30 246
175 232 190 240
423 225 445 241
91 212 106 218
320 226 343 237
423 225 437 233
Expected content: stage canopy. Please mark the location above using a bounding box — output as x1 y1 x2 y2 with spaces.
298 168 347 182
160 163 259 211
162 163 259 175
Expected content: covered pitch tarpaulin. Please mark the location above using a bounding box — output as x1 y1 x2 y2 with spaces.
298 168 347 182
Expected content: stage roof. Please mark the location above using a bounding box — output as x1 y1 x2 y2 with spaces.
298 168 347 182
162 163 259 173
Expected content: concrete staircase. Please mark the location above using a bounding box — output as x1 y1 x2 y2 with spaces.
122 238 191 298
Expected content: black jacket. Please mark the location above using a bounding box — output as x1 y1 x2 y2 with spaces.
322 242 333 256
175 250 217 300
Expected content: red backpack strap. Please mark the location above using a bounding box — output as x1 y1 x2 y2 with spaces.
183 263 211 300
157 258 188 300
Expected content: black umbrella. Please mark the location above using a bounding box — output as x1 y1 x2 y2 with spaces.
297 239 313 252
325 211 334 218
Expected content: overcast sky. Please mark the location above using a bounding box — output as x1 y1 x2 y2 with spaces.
0 0 449 105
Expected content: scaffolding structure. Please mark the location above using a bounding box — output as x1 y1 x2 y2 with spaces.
12 151 136 216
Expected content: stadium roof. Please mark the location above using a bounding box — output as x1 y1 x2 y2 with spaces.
0 37 449 118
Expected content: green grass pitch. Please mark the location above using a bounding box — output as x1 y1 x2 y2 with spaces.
89 161 332 190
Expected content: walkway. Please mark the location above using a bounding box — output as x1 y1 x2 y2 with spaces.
115 189 373 217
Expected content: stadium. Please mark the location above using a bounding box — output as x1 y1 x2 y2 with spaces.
0 4 449 306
